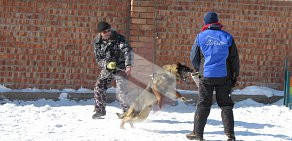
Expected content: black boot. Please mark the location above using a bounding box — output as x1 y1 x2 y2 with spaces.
221 106 235 141
186 132 204 140
187 106 210 140
227 134 236 141
92 110 106 119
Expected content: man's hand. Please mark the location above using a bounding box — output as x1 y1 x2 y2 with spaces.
106 62 116 70
125 66 131 76
231 77 237 87
191 72 200 87
231 72 238 87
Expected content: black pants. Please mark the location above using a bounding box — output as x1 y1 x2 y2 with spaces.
193 78 235 137
198 78 234 107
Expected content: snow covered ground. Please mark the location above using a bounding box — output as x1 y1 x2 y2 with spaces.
0 85 292 141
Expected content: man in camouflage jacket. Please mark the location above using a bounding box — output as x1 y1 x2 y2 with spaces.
92 21 133 119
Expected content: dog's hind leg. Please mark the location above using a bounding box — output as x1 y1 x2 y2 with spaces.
120 120 126 129
129 121 134 128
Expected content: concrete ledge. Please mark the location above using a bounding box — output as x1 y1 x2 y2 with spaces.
182 93 282 105
0 92 60 101
0 92 116 104
231 95 283 104
0 92 283 105
67 92 116 103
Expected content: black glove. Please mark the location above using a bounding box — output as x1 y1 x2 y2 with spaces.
231 77 237 87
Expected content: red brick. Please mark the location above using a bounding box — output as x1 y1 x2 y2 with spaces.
140 12 154 19
131 6 148 12
132 1 154 7
129 36 139 42
131 11 139 18
131 18 147 24
139 36 153 42
130 41 147 48
139 25 153 30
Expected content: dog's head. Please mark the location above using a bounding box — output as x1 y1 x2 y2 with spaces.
176 62 193 81
162 63 193 81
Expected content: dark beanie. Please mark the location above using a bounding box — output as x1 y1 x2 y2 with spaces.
204 12 218 25
97 21 111 32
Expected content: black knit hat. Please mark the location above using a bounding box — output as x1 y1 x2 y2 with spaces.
97 21 111 32
204 12 218 25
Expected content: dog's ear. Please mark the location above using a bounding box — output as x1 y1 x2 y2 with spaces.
176 62 182 70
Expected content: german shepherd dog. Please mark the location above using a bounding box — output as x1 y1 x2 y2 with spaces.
116 63 193 129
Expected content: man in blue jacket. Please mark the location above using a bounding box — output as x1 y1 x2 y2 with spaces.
187 12 240 141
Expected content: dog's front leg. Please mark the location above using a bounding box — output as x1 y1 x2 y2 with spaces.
174 90 186 101
152 85 164 109
120 120 126 129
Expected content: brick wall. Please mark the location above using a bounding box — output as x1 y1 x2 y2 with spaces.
154 0 292 90
1 0 292 90
0 0 131 89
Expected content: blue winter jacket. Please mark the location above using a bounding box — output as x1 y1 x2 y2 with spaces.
190 24 239 80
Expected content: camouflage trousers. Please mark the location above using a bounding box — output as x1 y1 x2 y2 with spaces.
93 69 130 113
